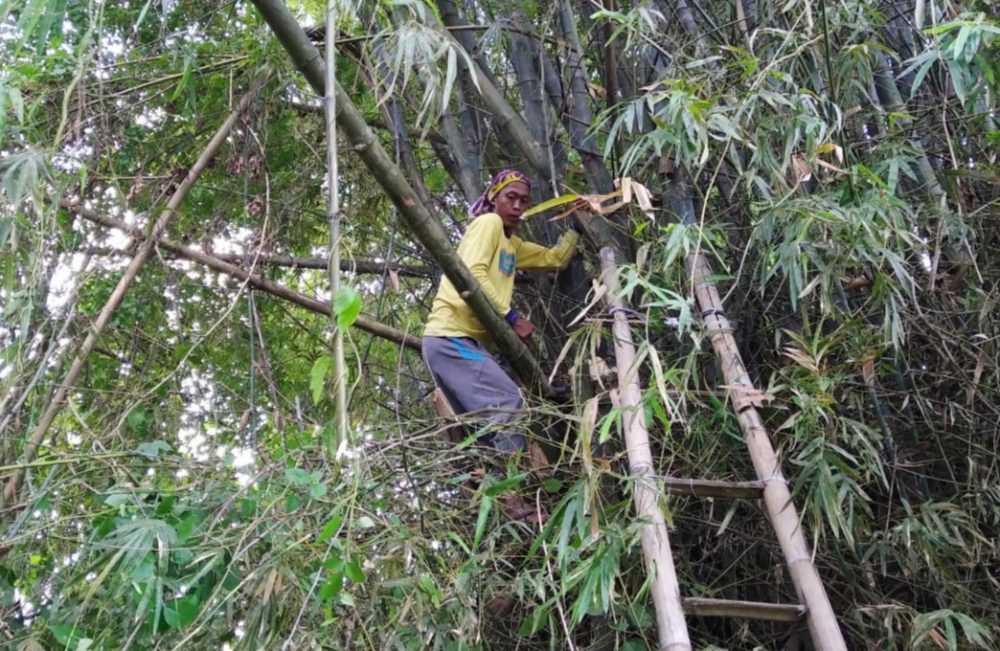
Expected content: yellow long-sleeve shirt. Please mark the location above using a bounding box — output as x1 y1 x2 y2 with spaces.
424 213 580 346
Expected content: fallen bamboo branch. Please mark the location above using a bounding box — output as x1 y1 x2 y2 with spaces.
67 202 421 351
2 74 271 507
599 247 692 651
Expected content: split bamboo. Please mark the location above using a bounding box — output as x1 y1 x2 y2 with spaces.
1 76 270 506
599 247 692 651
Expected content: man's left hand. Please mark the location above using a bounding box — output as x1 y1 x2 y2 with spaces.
512 316 535 342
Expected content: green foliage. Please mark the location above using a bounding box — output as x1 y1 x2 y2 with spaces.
0 149 50 207
2 0 999 650
911 608 994 650
902 13 1000 107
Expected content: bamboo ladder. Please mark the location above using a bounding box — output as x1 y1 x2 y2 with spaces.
599 247 848 651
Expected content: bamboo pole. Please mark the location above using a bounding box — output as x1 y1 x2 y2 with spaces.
250 0 551 394
686 253 848 651
599 247 692 651
324 0 348 453
65 203 421 351
1 76 270 506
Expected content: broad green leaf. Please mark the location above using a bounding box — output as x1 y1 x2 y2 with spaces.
0 149 50 205
0 216 14 249
163 594 200 628
134 440 171 458
101 492 131 507
9 85 23 123
472 495 491 548
33 0 66 54
518 603 551 636
14 0 47 54
319 572 343 600
317 514 343 543
309 481 328 499
333 286 361 332
127 407 148 432
310 355 333 404
48 623 86 647
285 467 313 485
345 559 365 583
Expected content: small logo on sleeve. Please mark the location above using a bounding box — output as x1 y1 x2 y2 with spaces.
498 251 516 275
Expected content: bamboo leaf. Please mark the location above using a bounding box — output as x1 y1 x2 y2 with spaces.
473 495 492 548
483 472 528 497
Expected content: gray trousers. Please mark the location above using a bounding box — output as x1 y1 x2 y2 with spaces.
422 336 525 453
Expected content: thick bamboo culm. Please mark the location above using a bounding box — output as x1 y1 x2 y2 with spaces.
600 248 692 651
686 250 848 651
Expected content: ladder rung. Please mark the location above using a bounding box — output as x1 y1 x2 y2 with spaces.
683 597 806 622
663 477 765 499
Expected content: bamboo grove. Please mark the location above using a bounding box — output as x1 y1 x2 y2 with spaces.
1 0 998 649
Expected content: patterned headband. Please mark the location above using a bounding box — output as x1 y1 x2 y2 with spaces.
468 168 532 217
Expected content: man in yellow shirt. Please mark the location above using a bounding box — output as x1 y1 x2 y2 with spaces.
423 169 580 456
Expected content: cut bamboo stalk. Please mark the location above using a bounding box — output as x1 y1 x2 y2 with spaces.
600 247 692 651
683 597 805 622
686 249 848 651
2 76 270 506
66 202 421 351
